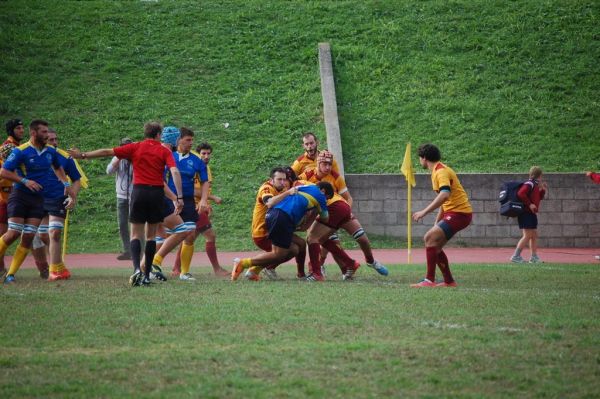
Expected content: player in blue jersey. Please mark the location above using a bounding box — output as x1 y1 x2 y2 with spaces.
0 120 73 283
231 181 332 281
148 127 210 281
31 129 86 281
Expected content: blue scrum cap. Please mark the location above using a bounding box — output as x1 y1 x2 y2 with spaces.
161 126 180 147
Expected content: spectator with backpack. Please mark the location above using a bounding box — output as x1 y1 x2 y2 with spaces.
510 166 547 263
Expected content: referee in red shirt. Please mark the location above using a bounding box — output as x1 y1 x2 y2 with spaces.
69 122 183 286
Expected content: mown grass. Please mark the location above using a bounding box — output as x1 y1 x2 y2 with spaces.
1 263 599 398
0 1 598 252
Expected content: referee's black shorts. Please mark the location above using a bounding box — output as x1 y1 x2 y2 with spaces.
129 185 164 224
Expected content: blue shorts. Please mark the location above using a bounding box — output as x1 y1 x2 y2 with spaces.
518 212 538 229
43 195 68 218
7 189 44 220
162 197 198 222
266 208 295 249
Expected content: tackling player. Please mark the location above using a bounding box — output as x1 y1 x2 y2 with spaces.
231 182 331 282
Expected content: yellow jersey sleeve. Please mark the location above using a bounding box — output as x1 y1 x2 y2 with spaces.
251 181 280 238
431 162 472 213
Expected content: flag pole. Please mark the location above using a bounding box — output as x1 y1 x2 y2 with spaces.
400 142 415 264
407 179 411 263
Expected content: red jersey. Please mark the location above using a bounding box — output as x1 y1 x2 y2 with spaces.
517 180 545 213
113 139 175 186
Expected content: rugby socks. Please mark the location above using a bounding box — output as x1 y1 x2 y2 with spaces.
357 240 375 264
49 262 65 273
0 237 9 257
35 259 49 276
152 253 163 268
295 244 306 277
239 258 252 269
437 250 454 283
180 242 194 275
321 239 355 272
425 247 438 282
7 244 30 276
130 239 141 272
308 243 322 275
205 241 221 271
144 240 156 278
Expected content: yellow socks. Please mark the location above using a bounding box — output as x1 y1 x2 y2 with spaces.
7 244 30 276
241 258 252 269
152 253 163 267
0 237 9 257
49 262 65 273
248 266 262 274
180 242 194 275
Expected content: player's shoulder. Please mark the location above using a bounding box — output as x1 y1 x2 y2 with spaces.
295 153 307 162
17 142 31 151
302 169 317 180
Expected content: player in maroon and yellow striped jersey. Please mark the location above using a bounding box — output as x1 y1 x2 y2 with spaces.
411 143 473 288
291 132 340 176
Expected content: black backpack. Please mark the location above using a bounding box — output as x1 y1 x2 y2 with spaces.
498 181 527 217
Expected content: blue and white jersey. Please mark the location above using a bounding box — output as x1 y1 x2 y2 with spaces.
167 150 208 198
42 148 81 200
2 142 62 195
274 184 329 226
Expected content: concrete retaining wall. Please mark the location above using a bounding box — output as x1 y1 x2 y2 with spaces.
346 173 600 248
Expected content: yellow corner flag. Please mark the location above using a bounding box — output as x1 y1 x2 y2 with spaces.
400 142 416 187
400 142 416 263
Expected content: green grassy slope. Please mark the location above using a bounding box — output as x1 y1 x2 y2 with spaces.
0 1 597 251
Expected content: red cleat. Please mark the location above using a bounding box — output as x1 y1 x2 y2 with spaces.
305 273 325 282
48 268 71 282
436 281 458 287
231 258 246 281
410 279 436 288
343 261 360 281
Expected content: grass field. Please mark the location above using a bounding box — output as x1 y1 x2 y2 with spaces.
1 263 599 398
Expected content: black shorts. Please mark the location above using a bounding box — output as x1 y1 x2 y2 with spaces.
162 197 198 223
43 195 68 218
7 189 44 220
518 212 538 229
266 208 295 249
129 185 165 224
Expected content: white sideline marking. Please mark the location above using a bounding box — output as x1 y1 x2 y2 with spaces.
422 321 524 333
